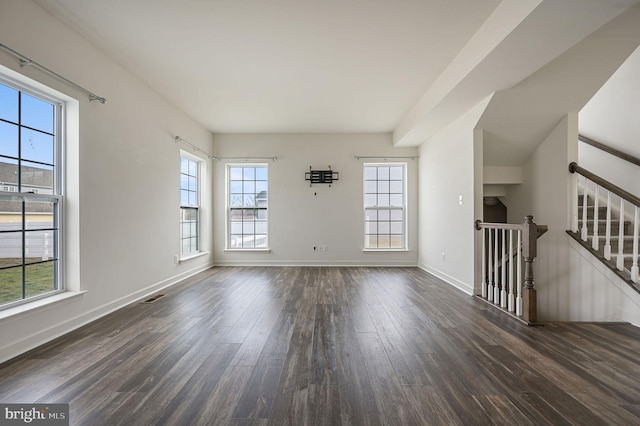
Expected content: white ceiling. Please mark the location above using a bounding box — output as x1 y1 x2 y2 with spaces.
34 0 501 134
33 0 640 154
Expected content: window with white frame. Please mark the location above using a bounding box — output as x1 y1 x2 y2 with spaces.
227 164 268 249
0 78 63 309
179 154 200 257
364 163 406 249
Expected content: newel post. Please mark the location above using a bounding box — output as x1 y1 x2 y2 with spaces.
522 215 538 323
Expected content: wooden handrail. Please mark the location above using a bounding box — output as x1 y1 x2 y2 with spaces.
579 135 640 168
569 162 640 207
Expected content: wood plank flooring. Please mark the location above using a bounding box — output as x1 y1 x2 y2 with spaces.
1 266 640 425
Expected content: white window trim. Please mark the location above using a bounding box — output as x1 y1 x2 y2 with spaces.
225 163 269 250
362 162 408 251
0 72 66 311
179 150 202 260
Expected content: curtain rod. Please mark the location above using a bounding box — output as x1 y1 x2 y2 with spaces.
175 136 277 162
354 155 419 160
0 43 107 104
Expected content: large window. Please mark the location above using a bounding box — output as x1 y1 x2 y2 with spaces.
180 154 200 257
227 164 268 249
0 79 62 308
364 163 406 250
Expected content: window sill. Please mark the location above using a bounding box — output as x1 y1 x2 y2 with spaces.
224 248 271 253
179 251 209 263
0 290 88 321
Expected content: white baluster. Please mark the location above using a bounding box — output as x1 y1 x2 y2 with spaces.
516 229 523 317
617 198 625 271
632 206 639 283
581 179 588 241
481 228 487 298
508 229 515 313
494 228 500 305
571 169 579 232
501 229 507 308
604 191 612 260
592 185 599 251
488 227 494 302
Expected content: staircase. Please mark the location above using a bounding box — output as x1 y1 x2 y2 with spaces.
567 165 640 294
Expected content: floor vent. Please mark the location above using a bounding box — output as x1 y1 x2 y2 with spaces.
141 294 165 304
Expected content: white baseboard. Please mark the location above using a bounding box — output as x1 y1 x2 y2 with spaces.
0 262 213 364
213 260 418 267
418 263 474 295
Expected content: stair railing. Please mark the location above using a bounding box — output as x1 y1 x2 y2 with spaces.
475 216 547 324
569 162 640 283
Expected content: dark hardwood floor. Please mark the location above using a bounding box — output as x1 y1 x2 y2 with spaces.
1 266 640 425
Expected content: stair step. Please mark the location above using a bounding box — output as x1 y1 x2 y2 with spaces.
578 219 632 235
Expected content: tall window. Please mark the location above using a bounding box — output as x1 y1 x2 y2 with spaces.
0 79 62 308
364 163 406 249
180 155 200 257
227 164 268 249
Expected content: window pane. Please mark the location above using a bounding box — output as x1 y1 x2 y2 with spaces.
230 222 243 234
255 235 267 248
230 167 243 180
365 221 377 233
0 160 18 187
390 194 403 206
0 84 18 123
188 176 197 191
0 121 19 159
364 167 377 180
390 235 404 249
0 231 22 267
379 221 390 234
377 193 390 207
364 194 376 207
180 157 189 174
230 181 242 193
390 210 403 220
230 195 243 208
25 261 56 298
390 166 403 180
377 181 389 194
21 93 54 134
243 235 255 248
256 181 267 193
21 128 54 165
188 159 197 176
390 181 403 193
243 180 255 194
243 194 255 207
365 209 377 221
378 209 390 220
257 209 267 220
21 161 53 193
390 222 403 234
364 181 377 193
255 222 267 234
0 266 22 305
255 167 267 180
25 230 56 262
243 222 255 234
188 191 197 206
243 167 255 180
378 167 389 180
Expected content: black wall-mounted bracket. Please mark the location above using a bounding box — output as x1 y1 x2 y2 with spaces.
305 166 339 187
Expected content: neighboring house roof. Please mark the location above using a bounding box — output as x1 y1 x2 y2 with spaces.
0 162 54 214
0 161 53 188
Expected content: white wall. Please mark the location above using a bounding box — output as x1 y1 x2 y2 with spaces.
505 114 577 321
580 45 640 159
418 98 490 295
212 133 418 266
0 0 214 363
